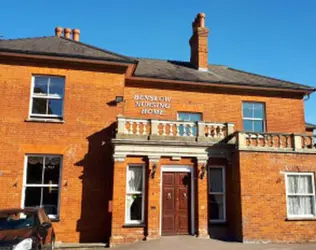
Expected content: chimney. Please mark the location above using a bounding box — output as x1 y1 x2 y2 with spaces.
55 27 63 37
189 13 209 71
72 29 80 42
63 28 72 39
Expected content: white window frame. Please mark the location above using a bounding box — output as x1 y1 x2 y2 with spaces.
285 172 316 219
242 102 266 132
21 154 63 220
29 75 65 119
208 166 226 223
125 164 145 225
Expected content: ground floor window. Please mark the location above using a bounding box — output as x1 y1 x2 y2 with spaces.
23 155 62 219
125 165 145 224
208 166 226 222
285 172 316 218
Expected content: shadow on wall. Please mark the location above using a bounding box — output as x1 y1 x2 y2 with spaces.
207 152 243 242
75 122 117 243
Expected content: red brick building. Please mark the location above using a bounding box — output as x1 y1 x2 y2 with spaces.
0 13 316 246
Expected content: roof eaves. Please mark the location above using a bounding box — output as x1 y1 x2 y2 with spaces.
227 67 315 90
0 47 134 64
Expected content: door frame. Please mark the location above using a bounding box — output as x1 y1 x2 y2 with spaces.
160 165 195 235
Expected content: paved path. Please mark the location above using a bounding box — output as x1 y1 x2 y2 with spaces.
115 236 316 250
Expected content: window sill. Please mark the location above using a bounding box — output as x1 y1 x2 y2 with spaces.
286 217 316 221
122 223 146 228
50 218 60 222
25 118 64 124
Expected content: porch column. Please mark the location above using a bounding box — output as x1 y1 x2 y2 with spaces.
146 155 161 240
196 157 209 238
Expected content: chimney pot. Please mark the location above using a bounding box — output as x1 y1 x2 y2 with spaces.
72 29 80 41
64 28 72 39
55 27 63 37
198 13 206 27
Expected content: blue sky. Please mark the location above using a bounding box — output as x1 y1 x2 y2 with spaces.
1 0 315 125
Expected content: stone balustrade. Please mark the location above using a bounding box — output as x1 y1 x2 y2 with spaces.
116 116 235 142
237 132 316 153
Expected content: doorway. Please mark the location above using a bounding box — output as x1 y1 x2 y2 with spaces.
161 170 193 235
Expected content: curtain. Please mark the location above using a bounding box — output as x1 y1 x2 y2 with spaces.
127 167 143 193
287 175 314 215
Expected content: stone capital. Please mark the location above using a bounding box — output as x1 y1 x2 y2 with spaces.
196 157 208 165
113 154 125 162
148 155 160 164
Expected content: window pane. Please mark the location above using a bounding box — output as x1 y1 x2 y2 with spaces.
209 168 223 193
253 103 264 119
288 175 313 194
26 156 44 184
253 120 264 132
288 196 314 216
189 113 202 122
24 187 41 207
178 113 190 121
44 157 61 185
42 187 59 216
178 112 201 121
243 103 253 118
33 77 48 95
48 99 63 116
126 194 142 221
49 77 64 96
127 166 143 192
209 194 224 220
32 98 47 115
243 120 253 132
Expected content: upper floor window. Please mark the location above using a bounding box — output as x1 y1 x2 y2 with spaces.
242 102 265 132
23 155 62 219
177 112 202 136
285 172 316 218
30 76 65 120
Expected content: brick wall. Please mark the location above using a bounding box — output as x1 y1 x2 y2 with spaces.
0 60 125 243
123 84 306 133
239 151 316 243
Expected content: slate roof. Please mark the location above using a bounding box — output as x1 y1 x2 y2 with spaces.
133 58 315 91
0 36 314 92
0 36 134 63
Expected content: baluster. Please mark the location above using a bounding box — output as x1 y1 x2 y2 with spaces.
189 124 193 136
255 134 259 146
206 125 210 138
143 122 147 135
270 135 274 147
123 120 128 134
162 123 167 136
128 122 133 135
135 122 140 135
169 123 173 136
264 134 268 147
176 123 180 136
278 135 282 148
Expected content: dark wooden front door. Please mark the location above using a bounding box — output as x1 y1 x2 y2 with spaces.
162 172 191 235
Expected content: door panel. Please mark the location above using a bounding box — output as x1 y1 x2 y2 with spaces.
162 172 191 235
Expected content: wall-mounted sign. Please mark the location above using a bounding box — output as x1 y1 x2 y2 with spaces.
134 94 171 115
